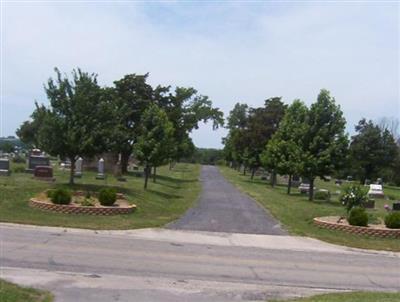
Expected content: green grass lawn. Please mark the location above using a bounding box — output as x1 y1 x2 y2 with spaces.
0 279 53 302
219 166 400 251
269 291 400 302
0 163 200 230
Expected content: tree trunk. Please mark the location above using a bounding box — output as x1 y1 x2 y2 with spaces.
271 171 276 187
309 178 315 201
69 158 76 185
153 166 157 183
251 168 255 180
144 165 150 189
121 151 130 174
243 166 246 176
287 174 292 194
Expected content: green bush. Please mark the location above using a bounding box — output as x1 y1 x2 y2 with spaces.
81 198 95 207
98 188 117 206
50 188 72 205
348 207 368 227
13 166 25 173
385 212 400 229
314 190 330 201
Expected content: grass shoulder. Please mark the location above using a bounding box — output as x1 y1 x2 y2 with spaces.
269 291 400 302
0 163 200 230
219 166 399 252
0 279 53 302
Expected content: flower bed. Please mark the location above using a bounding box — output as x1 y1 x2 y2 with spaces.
314 216 400 239
29 190 136 215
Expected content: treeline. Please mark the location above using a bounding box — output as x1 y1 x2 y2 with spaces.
223 89 400 200
17 68 224 187
181 148 224 165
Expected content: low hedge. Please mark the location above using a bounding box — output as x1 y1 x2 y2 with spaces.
98 188 117 206
348 207 368 227
385 212 400 229
48 188 72 205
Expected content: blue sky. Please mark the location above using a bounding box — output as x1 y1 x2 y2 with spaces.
1 1 399 148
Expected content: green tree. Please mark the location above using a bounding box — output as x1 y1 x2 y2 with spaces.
262 100 308 193
34 68 113 184
160 87 224 164
0 141 14 153
16 103 47 148
244 97 287 179
349 119 399 183
111 74 155 173
134 104 174 189
301 89 348 201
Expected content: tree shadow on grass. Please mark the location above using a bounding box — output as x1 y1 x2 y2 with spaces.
155 174 198 184
146 189 182 200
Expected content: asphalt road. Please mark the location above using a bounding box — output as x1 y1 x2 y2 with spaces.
1 224 399 302
169 165 286 235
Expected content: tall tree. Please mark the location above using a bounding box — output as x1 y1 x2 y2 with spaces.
134 104 174 189
349 118 398 183
111 74 155 173
300 89 348 200
35 68 113 184
262 100 308 193
244 97 287 179
16 103 47 148
160 87 224 163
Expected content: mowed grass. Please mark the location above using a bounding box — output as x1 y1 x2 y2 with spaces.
269 291 400 302
219 166 400 251
0 163 200 229
0 279 53 302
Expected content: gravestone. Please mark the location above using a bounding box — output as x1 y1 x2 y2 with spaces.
95 158 106 180
34 166 55 181
74 157 83 178
26 155 50 173
364 179 371 185
0 158 11 176
368 184 384 198
346 175 353 182
291 175 301 187
392 203 400 211
363 199 375 209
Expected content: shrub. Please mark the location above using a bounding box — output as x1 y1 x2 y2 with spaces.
81 198 95 207
314 190 330 201
13 166 25 173
50 188 72 205
340 185 368 212
348 207 368 227
98 188 117 206
385 212 400 229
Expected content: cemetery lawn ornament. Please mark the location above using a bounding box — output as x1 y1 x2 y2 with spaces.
74 157 83 178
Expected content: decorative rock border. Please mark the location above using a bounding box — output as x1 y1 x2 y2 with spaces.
29 198 136 215
314 217 400 239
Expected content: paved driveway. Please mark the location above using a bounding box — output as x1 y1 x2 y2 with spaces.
168 165 286 235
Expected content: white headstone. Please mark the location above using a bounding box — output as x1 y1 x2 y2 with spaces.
96 158 105 179
74 157 83 177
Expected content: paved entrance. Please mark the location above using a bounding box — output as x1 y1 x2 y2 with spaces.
168 165 286 235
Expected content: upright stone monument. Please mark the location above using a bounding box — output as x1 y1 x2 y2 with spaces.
74 157 83 178
96 158 106 180
0 158 11 176
26 154 50 173
34 166 55 181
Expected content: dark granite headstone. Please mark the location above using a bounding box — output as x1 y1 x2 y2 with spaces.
393 203 400 211
34 166 55 181
363 199 375 209
27 155 50 172
0 158 10 176
346 175 353 181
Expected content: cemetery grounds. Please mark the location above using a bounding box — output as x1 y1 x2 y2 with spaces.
219 166 400 252
0 162 200 230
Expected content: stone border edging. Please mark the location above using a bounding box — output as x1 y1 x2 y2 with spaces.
314 217 400 238
29 198 136 215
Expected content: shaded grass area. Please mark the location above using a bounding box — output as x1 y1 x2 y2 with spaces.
0 279 53 302
269 291 400 302
219 166 399 251
0 163 200 230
